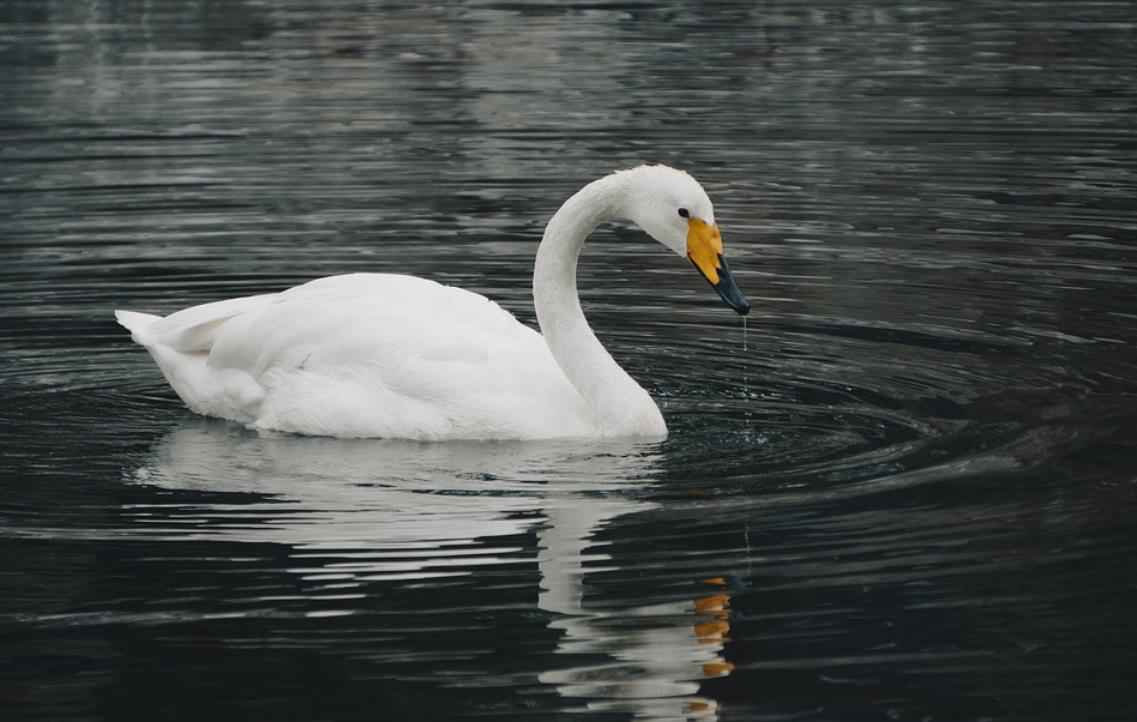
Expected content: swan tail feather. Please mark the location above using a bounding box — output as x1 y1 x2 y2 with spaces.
115 309 163 344
115 293 277 353
115 307 260 422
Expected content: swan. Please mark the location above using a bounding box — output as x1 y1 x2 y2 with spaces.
115 165 750 440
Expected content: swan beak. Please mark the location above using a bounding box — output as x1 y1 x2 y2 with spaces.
687 219 751 316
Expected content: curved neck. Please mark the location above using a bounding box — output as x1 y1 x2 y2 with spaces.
533 175 666 437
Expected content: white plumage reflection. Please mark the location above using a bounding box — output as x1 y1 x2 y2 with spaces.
127 420 733 720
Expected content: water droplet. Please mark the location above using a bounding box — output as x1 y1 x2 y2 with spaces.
742 316 752 436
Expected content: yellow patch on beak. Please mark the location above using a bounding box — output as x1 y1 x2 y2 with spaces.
686 218 724 285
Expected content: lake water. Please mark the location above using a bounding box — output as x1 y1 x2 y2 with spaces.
2 1 1136 720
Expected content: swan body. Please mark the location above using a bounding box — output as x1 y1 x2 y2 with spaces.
117 274 602 439
117 165 749 440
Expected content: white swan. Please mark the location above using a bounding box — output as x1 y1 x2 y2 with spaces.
116 165 750 440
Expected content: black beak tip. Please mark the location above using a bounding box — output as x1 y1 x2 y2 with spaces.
696 254 751 317
714 276 751 316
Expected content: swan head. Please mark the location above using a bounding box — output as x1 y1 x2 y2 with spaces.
618 165 750 316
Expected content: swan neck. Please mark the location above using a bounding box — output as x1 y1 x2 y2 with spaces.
532 175 665 437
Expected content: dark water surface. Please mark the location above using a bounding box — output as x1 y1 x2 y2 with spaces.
3 2 1137 720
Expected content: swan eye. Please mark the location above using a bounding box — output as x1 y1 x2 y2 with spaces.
678 208 689 218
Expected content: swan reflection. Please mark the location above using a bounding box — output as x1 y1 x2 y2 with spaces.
129 419 732 719
538 509 732 720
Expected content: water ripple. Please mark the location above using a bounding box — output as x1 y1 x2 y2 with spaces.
3 1 1137 720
